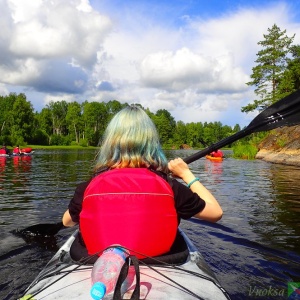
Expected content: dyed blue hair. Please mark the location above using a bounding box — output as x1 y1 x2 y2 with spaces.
95 105 168 172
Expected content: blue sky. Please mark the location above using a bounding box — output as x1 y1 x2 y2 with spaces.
1 0 300 127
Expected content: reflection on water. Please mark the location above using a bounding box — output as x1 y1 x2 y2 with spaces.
0 149 300 300
203 159 224 184
264 164 300 250
170 150 300 299
0 157 7 189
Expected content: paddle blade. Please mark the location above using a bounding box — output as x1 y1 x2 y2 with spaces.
184 89 300 164
17 222 64 236
248 89 300 132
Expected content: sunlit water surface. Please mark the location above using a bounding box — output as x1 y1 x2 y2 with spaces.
0 149 299 300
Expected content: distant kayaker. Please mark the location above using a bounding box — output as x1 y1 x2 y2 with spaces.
0 144 10 155
13 146 22 155
210 149 223 158
62 105 223 261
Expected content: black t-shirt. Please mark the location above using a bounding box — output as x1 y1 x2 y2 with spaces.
68 170 206 223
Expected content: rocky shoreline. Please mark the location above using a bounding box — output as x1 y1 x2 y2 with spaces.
255 125 300 167
255 149 300 167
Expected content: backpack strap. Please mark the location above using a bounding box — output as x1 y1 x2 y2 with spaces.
113 256 140 300
148 166 174 188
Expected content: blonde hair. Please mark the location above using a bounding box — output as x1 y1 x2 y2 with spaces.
95 105 168 172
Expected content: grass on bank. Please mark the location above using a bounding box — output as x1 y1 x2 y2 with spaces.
23 145 99 150
232 144 258 159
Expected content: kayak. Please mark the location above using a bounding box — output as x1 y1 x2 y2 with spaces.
21 229 230 300
205 155 223 162
12 151 34 156
21 229 231 300
13 147 34 156
0 153 10 157
0 152 34 157
0 149 34 157
21 147 33 153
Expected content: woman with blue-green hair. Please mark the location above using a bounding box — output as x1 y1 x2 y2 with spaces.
95 105 168 172
62 105 222 262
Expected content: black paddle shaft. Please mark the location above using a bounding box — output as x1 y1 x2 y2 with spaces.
184 89 300 164
184 129 249 164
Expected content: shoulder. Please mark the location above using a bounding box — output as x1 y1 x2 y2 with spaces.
73 180 91 197
76 180 91 191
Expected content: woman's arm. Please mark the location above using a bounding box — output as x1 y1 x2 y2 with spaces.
62 209 78 227
168 158 223 222
62 180 91 227
62 209 77 227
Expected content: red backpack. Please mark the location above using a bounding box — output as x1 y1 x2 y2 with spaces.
80 168 178 258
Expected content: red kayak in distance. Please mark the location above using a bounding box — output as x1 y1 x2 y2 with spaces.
12 147 34 156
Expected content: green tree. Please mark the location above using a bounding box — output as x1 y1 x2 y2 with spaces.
66 102 83 143
233 124 241 132
278 44 300 97
106 100 126 121
185 122 204 148
202 123 214 146
242 24 295 112
30 114 49 145
289 45 300 90
10 93 35 145
82 101 109 146
173 121 187 146
47 100 68 135
0 94 16 144
34 107 53 144
152 109 176 146
210 121 224 142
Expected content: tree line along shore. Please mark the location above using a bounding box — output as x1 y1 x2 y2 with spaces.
0 92 242 151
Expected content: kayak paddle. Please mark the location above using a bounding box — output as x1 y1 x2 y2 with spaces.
19 89 300 236
184 89 300 164
17 222 65 236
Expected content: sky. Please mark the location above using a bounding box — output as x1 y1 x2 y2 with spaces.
1 0 300 127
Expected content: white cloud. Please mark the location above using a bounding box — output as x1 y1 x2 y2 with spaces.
0 83 9 96
140 48 249 93
44 93 77 106
0 0 112 91
76 0 93 13
0 0 300 127
96 1 300 126
187 3 293 68
8 0 111 66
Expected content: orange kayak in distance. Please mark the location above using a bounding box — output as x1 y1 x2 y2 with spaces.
205 155 223 162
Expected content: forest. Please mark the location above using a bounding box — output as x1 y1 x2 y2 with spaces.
1 24 300 150
0 92 241 149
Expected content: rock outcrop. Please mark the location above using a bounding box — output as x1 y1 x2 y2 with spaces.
180 144 192 149
255 125 300 166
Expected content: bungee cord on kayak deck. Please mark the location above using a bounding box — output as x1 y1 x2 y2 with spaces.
23 243 231 300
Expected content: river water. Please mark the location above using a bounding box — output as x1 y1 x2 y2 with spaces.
0 149 299 300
